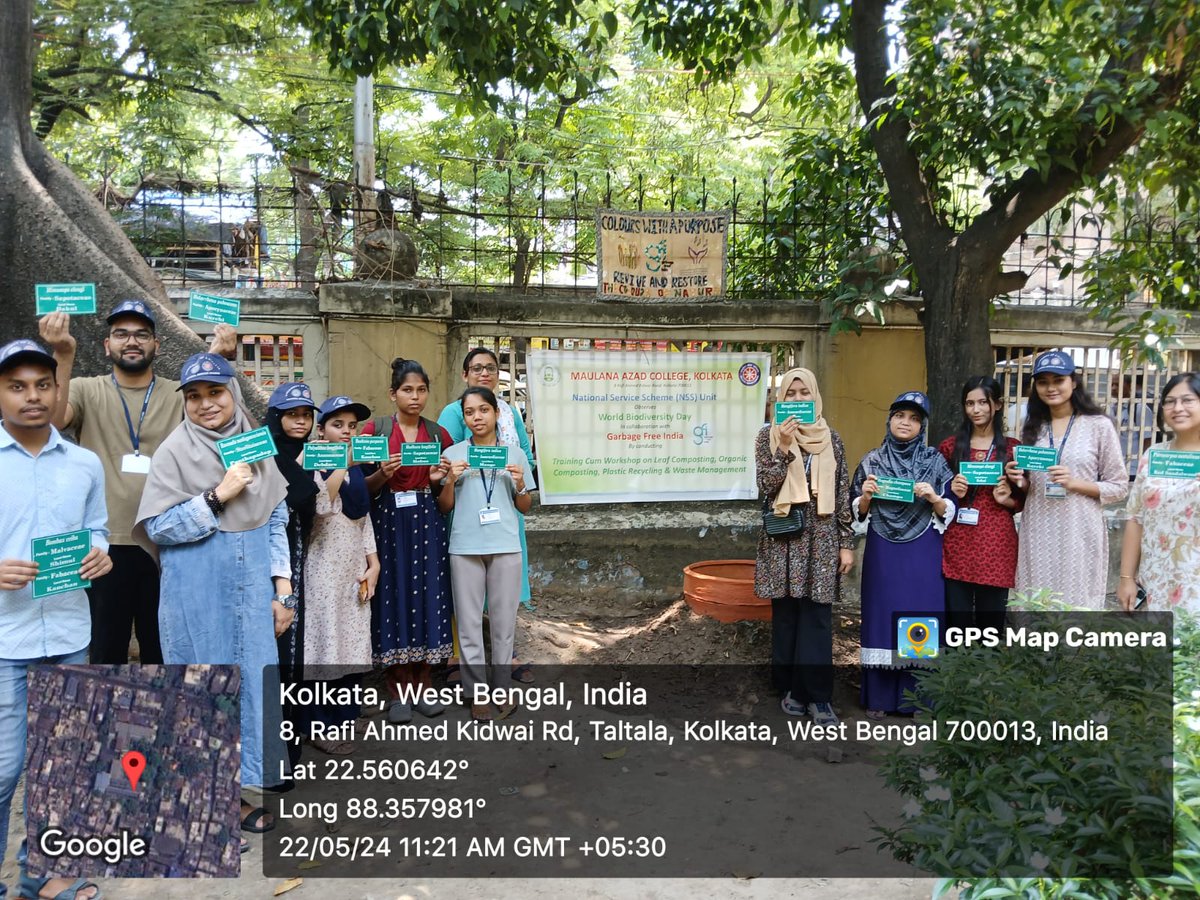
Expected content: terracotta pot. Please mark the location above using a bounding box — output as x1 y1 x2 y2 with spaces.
682 559 772 623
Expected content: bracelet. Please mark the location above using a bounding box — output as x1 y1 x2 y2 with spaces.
1119 574 1136 580
203 488 225 517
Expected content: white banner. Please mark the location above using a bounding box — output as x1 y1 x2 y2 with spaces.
528 350 770 504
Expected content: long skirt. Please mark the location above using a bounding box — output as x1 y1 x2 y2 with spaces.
859 526 945 713
371 491 453 666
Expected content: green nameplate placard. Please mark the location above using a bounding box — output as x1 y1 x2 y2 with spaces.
874 476 916 503
468 445 509 469
36 283 97 315
1014 445 1059 471
351 435 390 463
401 442 442 466
960 461 1004 486
216 427 277 468
1148 448 1200 480
31 529 91 598
303 442 350 471
774 401 816 425
188 290 242 326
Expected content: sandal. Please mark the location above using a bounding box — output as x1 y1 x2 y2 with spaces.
241 804 275 833
865 709 887 721
471 702 495 721
15 877 102 900
511 662 535 684
310 737 356 755
445 663 461 685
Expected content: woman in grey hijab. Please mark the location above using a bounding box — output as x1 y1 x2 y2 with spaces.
134 353 293 837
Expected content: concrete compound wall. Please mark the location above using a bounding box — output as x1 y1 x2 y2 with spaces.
173 284 1195 614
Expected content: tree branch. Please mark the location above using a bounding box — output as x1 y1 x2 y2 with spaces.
850 0 948 256
967 14 1194 255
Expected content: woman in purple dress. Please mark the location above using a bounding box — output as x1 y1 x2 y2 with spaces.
852 391 955 719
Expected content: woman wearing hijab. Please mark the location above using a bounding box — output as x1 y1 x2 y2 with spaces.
755 368 854 726
265 382 318 756
302 396 380 754
134 353 293 836
852 391 955 719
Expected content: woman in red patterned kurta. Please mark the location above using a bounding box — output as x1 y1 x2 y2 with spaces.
937 376 1023 631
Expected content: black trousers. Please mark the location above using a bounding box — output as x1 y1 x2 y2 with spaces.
771 596 833 704
87 543 163 664
944 579 1009 633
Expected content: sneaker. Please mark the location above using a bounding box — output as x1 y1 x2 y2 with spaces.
808 702 839 726
387 700 413 724
414 698 445 718
780 693 807 716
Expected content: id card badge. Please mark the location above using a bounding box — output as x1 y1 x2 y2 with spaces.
1044 482 1068 499
121 453 152 474
479 507 502 525
393 491 418 508
956 508 980 526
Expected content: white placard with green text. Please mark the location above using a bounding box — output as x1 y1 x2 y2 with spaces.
527 350 770 504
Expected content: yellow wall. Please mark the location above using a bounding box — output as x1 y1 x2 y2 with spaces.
326 317 455 424
822 325 928 469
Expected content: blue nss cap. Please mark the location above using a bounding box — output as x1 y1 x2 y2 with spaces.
107 299 156 329
0 339 58 375
1031 350 1077 376
889 390 931 417
317 395 371 425
177 353 236 390
269 382 316 411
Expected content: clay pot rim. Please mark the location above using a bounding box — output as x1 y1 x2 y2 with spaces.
682 559 757 584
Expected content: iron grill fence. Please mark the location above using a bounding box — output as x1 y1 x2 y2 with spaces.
101 157 1181 307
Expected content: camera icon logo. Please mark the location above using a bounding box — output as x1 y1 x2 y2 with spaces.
897 617 939 659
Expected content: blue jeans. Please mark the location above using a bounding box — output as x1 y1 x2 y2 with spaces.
0 648 90 899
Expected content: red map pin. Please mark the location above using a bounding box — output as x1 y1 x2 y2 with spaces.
121 751 146 791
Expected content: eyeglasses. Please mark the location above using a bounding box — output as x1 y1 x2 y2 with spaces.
1163 396 1199 410
109 329 154 343
468 364 499 375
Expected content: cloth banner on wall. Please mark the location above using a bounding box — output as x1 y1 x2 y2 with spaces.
528 350 770 504
595 210 729 300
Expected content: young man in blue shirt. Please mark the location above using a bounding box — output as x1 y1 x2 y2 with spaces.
0 339 110 900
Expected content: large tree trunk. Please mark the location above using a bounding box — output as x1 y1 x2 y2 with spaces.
0 1 264 411
915 247 996 444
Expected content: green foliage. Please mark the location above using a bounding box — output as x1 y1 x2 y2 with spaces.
877 603 1199 899
287 0 619 108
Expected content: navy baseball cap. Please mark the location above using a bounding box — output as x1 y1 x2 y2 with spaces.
890 390 931 418
107 299 156 329
1032 350 1077 376
317 395 370 425
269 382 316 411
0 339 58 375
177 353 236 389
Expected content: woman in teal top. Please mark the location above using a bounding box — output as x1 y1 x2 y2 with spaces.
438 347 536 680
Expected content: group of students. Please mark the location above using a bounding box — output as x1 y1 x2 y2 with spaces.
0 300 540 897
757 353 1200 726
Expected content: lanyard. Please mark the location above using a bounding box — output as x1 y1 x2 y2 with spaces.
470 436 500 507
111 373 155 455
1047 414 1075 455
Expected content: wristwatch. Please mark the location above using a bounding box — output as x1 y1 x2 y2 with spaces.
274 594 299 610
516 486 529 496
